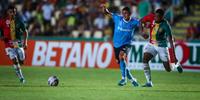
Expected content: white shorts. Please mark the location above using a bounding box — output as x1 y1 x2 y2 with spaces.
5 47 25 61
143 43 169 62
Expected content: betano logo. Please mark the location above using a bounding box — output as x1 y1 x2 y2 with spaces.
32 41 113 68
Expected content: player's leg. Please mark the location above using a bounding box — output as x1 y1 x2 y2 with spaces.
160 47 183 73
142 52 154 87
168 48 183 73
15 48 26 83
114 47 126 86
120 46 139 87
5 48 25 83
157 47 172 72
142 44 156 87
12 57 25 83
174 62 183 73
126 68 139 87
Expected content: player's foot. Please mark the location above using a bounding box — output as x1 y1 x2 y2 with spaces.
118 79 126 86
131 81 139 87
142 82 153 87
175 62 183 73
20 78 25 84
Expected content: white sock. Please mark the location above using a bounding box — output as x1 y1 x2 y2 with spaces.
171 62 180 71
13 64 24 79
126 68 137 82
143 63 152 83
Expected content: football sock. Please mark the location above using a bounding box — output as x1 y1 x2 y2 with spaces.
143 63 152 83
13 64 24 79
170 62 179 71
122 59 137 82
120 60 126 80
126 68 137 82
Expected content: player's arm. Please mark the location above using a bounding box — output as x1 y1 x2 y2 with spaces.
140 13 155 29
20 20 28 49
139 16 151 39
100 4 112 17
0 19 4 40
23 29 28 50
167 23 178 63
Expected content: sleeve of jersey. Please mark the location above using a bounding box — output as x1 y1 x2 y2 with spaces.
112 13 119 23
135 19 140 27
141 15 150 23
141 13 154 23
19 19 26 32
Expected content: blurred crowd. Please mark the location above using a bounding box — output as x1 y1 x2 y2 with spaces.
186 22 200 41
0 0 199 40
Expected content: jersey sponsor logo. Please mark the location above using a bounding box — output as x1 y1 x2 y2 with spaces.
117 26 132 32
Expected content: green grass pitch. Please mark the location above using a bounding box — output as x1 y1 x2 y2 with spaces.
0 66 200 100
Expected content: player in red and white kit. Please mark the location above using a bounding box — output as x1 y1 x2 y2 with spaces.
0 5 28 83
140 9 183 87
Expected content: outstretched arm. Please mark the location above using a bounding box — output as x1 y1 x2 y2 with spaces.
166 22 178 64
100 4 112 17
23 29 28 50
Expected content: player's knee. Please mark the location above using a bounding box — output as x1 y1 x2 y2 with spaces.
115 59 119 64
143 57 150 63
12 58 19 65
19 60 24 65
118 55 122 60
119 51 125 60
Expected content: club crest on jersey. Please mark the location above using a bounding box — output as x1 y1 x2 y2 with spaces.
158 28 163 33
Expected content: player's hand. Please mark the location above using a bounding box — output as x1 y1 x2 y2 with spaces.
141 33 149 39
100 4 107 13
100 4 106 8
23 43 27 50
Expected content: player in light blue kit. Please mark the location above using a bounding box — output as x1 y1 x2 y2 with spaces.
101 4 139 86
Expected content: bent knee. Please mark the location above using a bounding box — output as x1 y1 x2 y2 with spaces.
119 51 126 60
12 58 19 64
143 53 153 63
143 57 150 63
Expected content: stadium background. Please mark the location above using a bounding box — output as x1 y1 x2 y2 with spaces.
0 0 200 71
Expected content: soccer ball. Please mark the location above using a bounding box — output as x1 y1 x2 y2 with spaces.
48 76 59 86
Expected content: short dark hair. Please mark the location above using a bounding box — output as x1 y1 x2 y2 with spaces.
122 6 131 14
155 9 165 17
7 5 16 11
2 5 16 18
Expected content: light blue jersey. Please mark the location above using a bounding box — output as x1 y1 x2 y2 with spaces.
112 13 139 48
